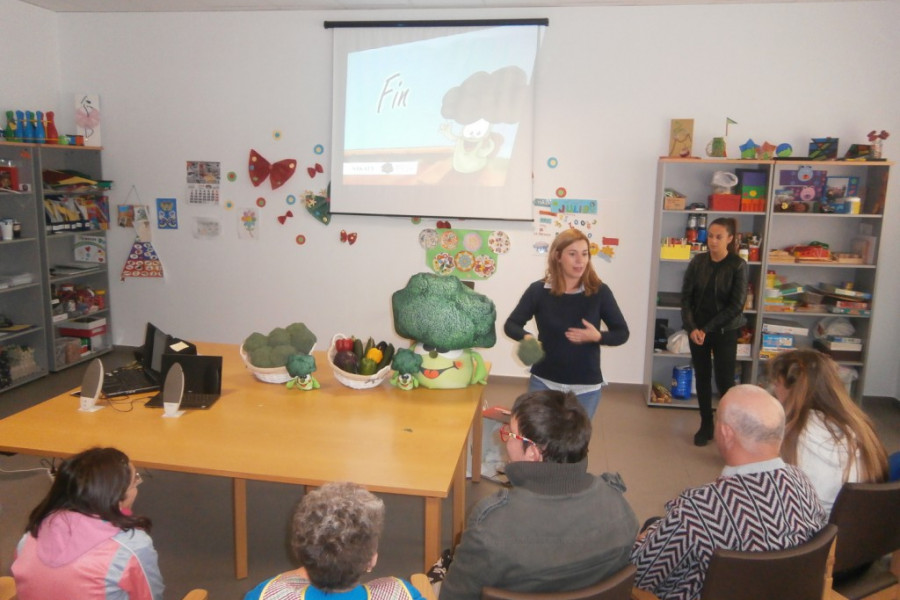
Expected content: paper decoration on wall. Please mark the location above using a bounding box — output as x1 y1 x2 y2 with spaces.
424 228 499 280
340 229 358 245
286 194 297 205
547 157 559 168
186 161 220 205
532 198 620 261
277 210 293 224
248 149 296 190
313 144 324 155
192 217 221 240
436 220 452 229
296 234 307 245
117 205 135 228
75 94 101 147
303 185 330 225
307 163 324 178
156 198 178 230
74 233 106 263
273 130 282 140
239 209 258 240
121 205 164 279
227 172 237 182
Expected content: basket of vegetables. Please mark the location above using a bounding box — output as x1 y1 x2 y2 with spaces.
328 333 394 390
241 323 317 384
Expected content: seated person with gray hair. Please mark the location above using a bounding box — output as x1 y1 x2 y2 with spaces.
243 481 423 600
631 384 827 600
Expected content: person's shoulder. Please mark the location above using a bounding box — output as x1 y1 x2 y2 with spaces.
469 487 512 525
113 527 154 551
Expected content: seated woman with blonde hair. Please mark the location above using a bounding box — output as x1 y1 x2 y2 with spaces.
768 349 888 513
244 481 423 600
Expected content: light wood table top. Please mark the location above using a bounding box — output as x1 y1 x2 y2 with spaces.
0 342 486 576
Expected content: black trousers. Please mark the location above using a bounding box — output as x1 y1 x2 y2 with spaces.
688 328 739 417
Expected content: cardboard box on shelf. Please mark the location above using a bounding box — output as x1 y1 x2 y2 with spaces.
663 194 686 210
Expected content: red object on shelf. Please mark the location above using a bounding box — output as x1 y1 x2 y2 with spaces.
709 193 741 211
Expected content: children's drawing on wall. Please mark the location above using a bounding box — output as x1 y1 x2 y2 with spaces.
422 228 502 279
156 198 178 230
186 161 220 205
193 217 220 240
75 94 101 147
117 205 135 228
238 208 259 240
532 198 620 261
120 204 164 280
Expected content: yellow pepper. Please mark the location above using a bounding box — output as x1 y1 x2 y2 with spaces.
365 347 383 364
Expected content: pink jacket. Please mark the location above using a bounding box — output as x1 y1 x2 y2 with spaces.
12 510 164 600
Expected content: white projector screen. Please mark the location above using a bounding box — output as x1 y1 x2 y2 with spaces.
329 21 545 220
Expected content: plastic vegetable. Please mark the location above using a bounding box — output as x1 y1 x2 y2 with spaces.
285 353 319 391
365 347 383 364
390 348 423 391
516 337 545 366
391 272 496 351
244 322 317 368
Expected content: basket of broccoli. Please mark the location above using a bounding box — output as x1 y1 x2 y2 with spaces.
240 322 317 384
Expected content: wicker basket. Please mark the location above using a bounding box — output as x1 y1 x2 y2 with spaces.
327 334 391 390
239 345 292 384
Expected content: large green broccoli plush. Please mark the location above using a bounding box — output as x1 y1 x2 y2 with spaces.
391 273 495 389
392 273 496 351
244 322 317 369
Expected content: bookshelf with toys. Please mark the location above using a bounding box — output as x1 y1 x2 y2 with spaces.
645 156 891 407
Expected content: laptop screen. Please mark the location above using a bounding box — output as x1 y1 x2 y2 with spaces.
140 322 170 377
159 354 222 395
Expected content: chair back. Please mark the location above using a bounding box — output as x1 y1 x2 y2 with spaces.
828 481 900 574
481 563 636 600
699 524 837 600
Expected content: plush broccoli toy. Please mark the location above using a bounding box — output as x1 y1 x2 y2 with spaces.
391 273 495 389
516 337 545 366
390 348 423 391
285 353 319 391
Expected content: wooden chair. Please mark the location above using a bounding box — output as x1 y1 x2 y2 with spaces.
631 524 838 600
828 481 900 600
411 564 636 600
0 576 208 600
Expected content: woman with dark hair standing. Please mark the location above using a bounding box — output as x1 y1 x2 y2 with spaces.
681 217 748 446
504 228 629 419
12 447 164 600
769 349 888 512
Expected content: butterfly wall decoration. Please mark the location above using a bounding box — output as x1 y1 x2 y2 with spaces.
249 149 296 190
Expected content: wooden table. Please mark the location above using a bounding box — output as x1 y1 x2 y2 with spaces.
0 342 485 578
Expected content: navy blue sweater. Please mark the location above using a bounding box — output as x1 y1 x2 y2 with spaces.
504 281 629 385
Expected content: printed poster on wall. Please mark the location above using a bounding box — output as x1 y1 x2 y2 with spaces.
186 161 220 205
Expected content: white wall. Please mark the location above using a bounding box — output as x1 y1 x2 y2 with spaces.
22 1 900 395
0 0 59 109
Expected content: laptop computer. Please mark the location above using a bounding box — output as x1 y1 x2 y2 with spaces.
144 353 223 409
102 322 169 398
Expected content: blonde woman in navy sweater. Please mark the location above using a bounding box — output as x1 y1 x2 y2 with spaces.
504 229 629 419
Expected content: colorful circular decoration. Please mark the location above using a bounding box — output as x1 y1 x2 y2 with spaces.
411 216 422 224
286 194 297 205
314 144 324 155
273 130 282 140
227 171 237 182
296 234 306 245
256 197 266 208
589 242 600 256
440 230 459 250
556 187 567 198
455 251 475 272
225 200 234 209
474 255 496 278
432 252 455 275
463 232 483 252
547 157 559 169
419 228 438 249
488 230 511 254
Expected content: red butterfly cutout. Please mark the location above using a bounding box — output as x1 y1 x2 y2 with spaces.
436 220 452 229
277 210 294 225
340 229 358 245
307 163 324 178
249 149 296 190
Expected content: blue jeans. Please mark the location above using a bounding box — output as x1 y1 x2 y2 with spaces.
527 375 602 419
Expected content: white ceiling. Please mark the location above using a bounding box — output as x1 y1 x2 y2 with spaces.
17 0 855 12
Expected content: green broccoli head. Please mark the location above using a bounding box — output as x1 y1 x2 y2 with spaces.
391 348 423 376
286 322 317 354
243 332 268 352
267 327 291 347
392 272 496 351
286 353 317 378
270 344 299 367
249 346 276 368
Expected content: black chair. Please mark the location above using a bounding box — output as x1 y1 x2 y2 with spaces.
481 564 636 600
631 524 838 600
828 481 900 600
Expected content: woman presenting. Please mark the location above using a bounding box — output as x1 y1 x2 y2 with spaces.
681 217 748 446
504 228 629 419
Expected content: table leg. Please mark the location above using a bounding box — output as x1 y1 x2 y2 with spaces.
452 442 466 546
470 403 483 484
424 497 441 572
233 478 248 579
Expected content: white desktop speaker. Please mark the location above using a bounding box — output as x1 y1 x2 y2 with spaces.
78 359 104 412
162 362 185 418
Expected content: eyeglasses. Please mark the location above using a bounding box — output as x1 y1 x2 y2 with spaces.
130 471 143 488
499 424 534 446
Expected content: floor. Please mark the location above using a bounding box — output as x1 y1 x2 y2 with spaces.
1 350 898 599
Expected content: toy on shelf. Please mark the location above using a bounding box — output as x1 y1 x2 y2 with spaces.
867 130 889 159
